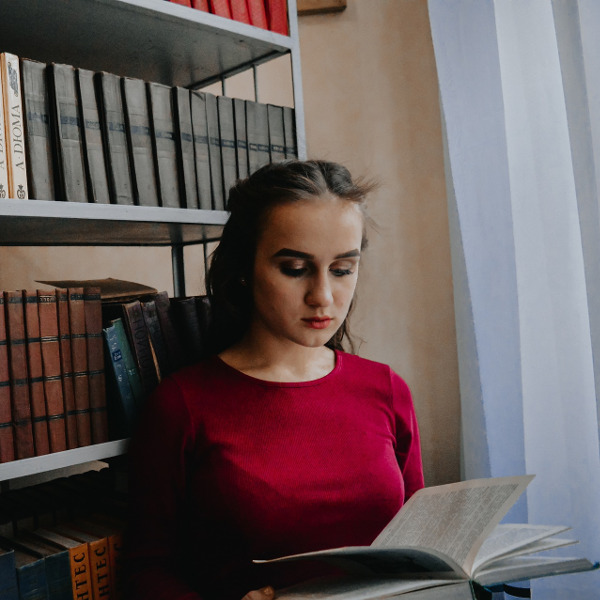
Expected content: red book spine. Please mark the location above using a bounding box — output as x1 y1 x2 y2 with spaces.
170 0 192 5
191 0 210 9
210 0 232 18
265 0 288 34
23 290 50 456
247 0 268 28
38 289 68 453
57 289 79 448
0 294 15 462
230 0 251 23
4 290 35 459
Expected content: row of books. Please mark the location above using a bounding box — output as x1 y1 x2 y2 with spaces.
167 0 289 35
102 292 212 438
0 287 108 464
0 467 126 600
1 50 297 209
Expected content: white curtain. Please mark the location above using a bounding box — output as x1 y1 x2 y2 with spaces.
429 1 600 597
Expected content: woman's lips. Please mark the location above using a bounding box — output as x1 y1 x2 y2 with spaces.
302 317 332 330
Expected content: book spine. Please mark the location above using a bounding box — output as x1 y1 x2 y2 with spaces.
265 0 289 35
267 103 286 163
0 294 15 462
245 99 270 174
191 0 210 9
14 552 49 600
96 71 135 206
23 290 50 457
43 549 72 600
230 0 251 23
67 288 92 447
37 289 68 455
76 68 111 205
0 68 9 198
170 0 192 5
56 289 79 449
88 537 112 600
173 87 199 210
110 318 144 407
121 76 160 208
171 297 206 364
205 92 224 210
153 291 186 373
282 106 297 159
148 81 181 208
0 548 18 600
190 90 212 210
48 62 88 203
4 290 35 460
141 300 170 380
217 95 237 198
68 545 93 600
121 301 159 396
247 0 269 28
20 58 56 200
233 98 248 180
209 0 232 18
84 287 108 445
1 53 28 200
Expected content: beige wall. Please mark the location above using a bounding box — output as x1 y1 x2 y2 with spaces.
298 0 460 486
0 0 460 486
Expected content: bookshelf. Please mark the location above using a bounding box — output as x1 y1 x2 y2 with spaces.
0 0 306 485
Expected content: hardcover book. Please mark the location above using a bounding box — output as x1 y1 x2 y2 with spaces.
148 81 181 208
258 476 598 600
141 299 170 380
247 0 269 28
217 95 238 197
0 53 28 200
96 71 135 205
265 0 289 35
233 98 249 180
205 92 225 210
48 62 88 203
20 58 56 200
246 99 271 174
76 68 111 204
0 294 15 463
0 70 9 199
283 106 297 159
122 76 160 207
267 103 286 163
173 86 199 210
190 90 213 210
210 0 232 18
153 291 186 374
230 0 251 23
0 546 17 600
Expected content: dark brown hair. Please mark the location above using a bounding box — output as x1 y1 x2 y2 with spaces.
206 159 376 354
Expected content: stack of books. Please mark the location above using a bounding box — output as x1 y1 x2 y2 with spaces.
0 50 297 209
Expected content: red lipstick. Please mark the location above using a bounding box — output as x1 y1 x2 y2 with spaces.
303 317 332 330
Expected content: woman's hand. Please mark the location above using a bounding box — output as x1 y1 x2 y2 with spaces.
242 585 275 600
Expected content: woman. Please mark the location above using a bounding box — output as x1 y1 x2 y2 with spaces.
125 160 424 600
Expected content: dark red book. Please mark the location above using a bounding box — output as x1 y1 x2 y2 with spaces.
68 288 92 447
265 0 288 34
192 0 210 9
56 289 79 449
4 291 35 459
0 294 15 462
247 0 268 28
210 0 232 18
84 287 108 444
230 0 251 23
170 0 192 5
23 290 50 456
37 289 68 453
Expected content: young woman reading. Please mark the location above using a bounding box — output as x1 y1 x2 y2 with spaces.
125 160 424 600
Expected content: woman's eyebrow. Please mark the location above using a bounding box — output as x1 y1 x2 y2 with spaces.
272 248 361 259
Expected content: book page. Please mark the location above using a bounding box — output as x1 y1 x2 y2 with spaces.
371 475 534 577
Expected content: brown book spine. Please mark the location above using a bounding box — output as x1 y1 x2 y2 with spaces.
84 287 108 444
37 289 68 453
68 288 92 447
122 301 159 396
153 291 186 373
4 291 34 459
0 294 15 462
56 289 79 449
23 290 50 456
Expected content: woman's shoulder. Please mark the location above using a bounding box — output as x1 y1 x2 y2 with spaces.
337 351 411 393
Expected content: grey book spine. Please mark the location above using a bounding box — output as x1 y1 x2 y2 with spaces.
76 68 110 204
217 95 237 199
246 99 270 174
20 58 56 200
96 71 135 205
283 106 297 159
173 87 198 209
148 81 181 208
205 92 224 210
122 76 160 207
233 98 248 180
49 63 88 202
267 103 286 163
190 90 212 211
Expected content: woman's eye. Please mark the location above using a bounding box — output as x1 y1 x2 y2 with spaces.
331 268 354 277
280 266 308 278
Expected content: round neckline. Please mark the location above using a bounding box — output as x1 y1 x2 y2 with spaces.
213 349 342 388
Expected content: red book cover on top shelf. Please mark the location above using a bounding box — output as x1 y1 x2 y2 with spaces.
192 0 210 9
230 0 251 23
170 0 193 6
265 0 288 35
210 0 232 18
247 0 268 29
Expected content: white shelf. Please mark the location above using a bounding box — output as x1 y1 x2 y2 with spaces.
0 0 293 88
0 439 129 483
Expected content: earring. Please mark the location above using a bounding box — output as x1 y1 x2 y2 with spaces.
240 277 247 286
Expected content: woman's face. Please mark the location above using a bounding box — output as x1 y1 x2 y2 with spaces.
249 196 364 350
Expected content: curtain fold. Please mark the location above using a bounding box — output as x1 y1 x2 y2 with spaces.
429 1 600 597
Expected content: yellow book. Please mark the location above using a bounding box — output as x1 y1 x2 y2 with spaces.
0 70 9 198
1 52 28 199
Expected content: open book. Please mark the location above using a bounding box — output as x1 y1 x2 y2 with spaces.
255 476 598 599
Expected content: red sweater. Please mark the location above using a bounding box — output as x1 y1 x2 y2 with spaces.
125 351 424 600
